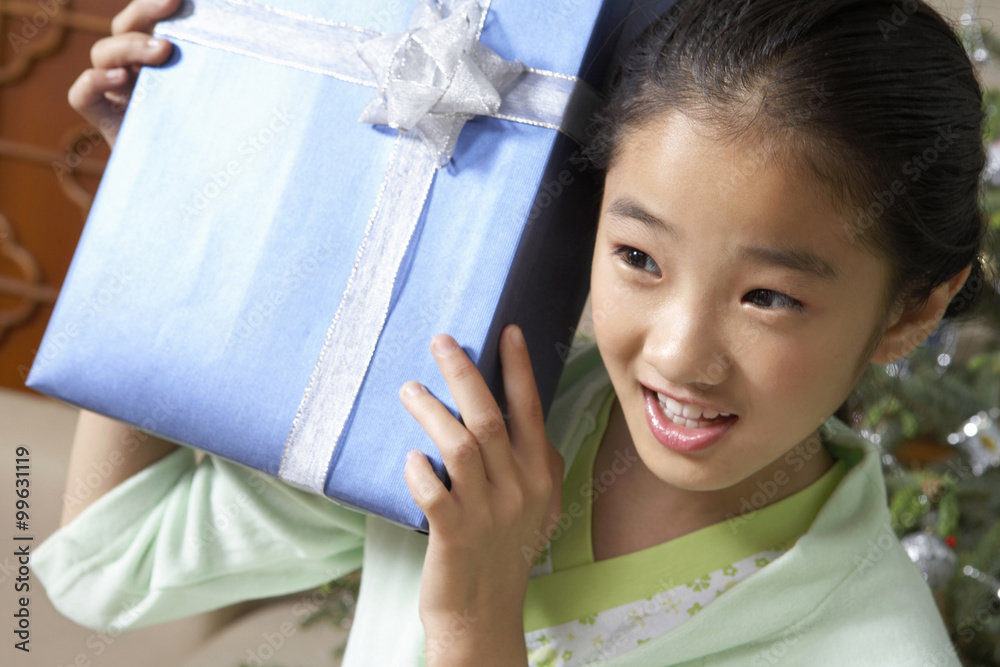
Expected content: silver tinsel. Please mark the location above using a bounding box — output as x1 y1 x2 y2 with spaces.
947 409 1000 476
901 531 957 590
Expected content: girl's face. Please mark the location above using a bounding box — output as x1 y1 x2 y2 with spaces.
590 112 892 492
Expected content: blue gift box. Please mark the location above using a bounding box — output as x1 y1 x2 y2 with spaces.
26 0 637 532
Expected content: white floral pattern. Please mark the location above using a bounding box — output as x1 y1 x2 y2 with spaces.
524 547 786 666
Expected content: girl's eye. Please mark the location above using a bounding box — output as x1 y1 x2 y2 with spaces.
743 288 804 313
614 246 660 275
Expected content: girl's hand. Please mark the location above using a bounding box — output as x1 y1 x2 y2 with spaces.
68 0 181 148
401 324 564 666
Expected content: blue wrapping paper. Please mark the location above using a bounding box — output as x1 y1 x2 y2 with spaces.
26 0 632 531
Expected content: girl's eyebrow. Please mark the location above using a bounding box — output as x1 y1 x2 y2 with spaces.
606 197 678 240
735 246 839 282
604 196 839 282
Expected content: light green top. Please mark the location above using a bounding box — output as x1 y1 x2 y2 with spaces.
33 341 959 666
522 385 847 633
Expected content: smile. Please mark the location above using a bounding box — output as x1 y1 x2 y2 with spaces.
656 392 733 427
642 386 738 453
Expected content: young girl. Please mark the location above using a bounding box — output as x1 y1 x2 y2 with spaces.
37 0 988 664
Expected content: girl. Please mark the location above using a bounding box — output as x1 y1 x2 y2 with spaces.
37 0 987 664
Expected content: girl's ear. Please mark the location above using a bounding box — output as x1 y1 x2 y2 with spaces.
869 265 973 366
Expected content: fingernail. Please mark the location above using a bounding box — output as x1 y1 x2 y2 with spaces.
106 68 125 82
509 325 525 348
406 450 421 463
432 335 458 355
147 37 164 50
402 381 425 397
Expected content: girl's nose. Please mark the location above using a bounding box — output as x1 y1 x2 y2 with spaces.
643 298 733 391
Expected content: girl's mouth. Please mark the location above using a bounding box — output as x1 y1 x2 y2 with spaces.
642 386 738 453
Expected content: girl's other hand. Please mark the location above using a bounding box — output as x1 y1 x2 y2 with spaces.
401 325 564 666
68 0 181 149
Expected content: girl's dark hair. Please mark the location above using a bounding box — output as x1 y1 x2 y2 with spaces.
585 0 989 332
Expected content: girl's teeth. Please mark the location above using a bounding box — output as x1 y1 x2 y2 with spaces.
682 403 701 419
667 411 702 429
656 391 733 425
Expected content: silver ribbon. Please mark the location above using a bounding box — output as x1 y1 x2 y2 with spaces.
156 0 603 494
356 0 525 165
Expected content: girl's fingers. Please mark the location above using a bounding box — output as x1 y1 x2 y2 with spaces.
111 0 183 36
91 32 173 71
400 381 489 509
76 31 173 147
67 68 132 135
429 335 517 486
403 450 454 525
499 325 548 469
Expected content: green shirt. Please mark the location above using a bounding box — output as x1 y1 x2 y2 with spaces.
518 383 847 663
34 342 959 665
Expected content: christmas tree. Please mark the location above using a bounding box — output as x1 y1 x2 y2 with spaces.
839 8 1000 666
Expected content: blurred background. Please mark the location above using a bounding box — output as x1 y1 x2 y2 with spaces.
2 0 1000 666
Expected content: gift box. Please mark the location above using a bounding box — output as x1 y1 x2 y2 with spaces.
26 0 637 532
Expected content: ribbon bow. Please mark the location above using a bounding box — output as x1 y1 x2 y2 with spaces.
357 0 525 165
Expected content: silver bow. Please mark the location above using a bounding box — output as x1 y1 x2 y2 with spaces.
357 0 525 165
